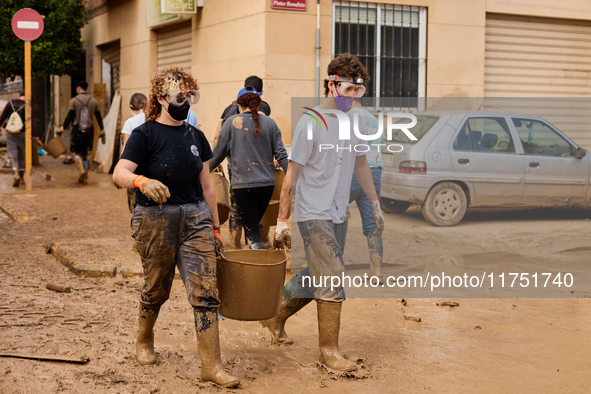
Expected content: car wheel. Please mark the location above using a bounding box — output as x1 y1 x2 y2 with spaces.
421 182 467 226
380 198 411 214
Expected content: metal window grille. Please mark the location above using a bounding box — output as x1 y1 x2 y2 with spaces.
333 1 426 107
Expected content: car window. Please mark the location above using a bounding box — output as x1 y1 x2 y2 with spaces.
391 115 439 143
453 117 515 153
512 118 573 157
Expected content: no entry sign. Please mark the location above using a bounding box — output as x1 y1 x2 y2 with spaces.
11 8 44 41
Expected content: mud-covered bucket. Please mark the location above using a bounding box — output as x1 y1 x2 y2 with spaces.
44 135 66 159
260 166 289 226
211 171 230 225
217 249 287 321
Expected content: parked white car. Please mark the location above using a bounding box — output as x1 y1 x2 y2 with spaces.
380 112 589 226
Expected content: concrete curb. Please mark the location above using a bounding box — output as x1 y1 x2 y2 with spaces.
44 242 117 278
0 202 30 224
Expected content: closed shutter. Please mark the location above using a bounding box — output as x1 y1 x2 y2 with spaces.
157 22 192 73
484 14 591 150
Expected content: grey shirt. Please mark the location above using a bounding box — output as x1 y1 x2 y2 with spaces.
210 112 288 189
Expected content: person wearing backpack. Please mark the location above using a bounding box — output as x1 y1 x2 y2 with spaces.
57 81 105 184
0 91 28 187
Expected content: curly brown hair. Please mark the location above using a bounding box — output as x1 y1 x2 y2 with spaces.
236 93 262 138
323 53 370 97
145 67 199 121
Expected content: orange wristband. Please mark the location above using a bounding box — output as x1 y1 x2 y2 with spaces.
277 218 288 222
133 175 149 191
369 199 378 203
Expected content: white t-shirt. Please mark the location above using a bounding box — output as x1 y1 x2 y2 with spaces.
121 113 146 135
290 107 366 223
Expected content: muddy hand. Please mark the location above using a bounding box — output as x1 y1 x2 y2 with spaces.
371 200 385 237
99 130 106 144
213 226 224 254
55 126 64 135
273 220 291 249
134 176 170 204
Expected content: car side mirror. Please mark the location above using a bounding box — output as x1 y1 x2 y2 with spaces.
575 147 586 159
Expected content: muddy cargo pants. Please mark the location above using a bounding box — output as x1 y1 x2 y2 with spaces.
132 201 220 309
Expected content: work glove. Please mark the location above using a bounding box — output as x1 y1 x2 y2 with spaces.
213 226 224 255
99 130 106 144
133 176 170 204
371 200 385 237
273 220 291 249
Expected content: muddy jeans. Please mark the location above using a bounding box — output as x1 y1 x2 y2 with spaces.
289 219 348 300
6 131 25 171
132 201 220 309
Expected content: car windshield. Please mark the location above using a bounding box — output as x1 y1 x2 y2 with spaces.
390 115 439 143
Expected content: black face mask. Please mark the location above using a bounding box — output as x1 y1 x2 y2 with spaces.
165 100 190 121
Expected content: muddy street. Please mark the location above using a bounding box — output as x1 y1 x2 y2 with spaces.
1 157 591 393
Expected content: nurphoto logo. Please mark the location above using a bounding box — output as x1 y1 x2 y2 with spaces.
303 107 418 153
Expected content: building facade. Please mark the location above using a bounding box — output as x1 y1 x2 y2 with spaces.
74 0 591 148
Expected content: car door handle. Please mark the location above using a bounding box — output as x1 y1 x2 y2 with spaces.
529 162 540 167
458 158 469 164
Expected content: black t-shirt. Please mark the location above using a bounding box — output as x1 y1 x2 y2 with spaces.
220 100 271 123
121 121 213 206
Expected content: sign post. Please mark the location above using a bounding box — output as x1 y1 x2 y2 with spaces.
11 8 44 193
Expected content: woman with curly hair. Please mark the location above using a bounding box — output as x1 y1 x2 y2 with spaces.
113 67 239 388
209 86 288 249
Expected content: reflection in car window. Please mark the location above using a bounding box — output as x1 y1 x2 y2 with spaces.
453 117 515 153
512 118 573 157
391 116 439 143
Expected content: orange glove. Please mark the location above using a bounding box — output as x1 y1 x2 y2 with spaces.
133 175 170 204
213 226 224 254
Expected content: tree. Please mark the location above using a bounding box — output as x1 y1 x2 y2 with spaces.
0 0 88 78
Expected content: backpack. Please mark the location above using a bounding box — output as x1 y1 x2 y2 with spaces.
76 96 93 130
5 100 24 134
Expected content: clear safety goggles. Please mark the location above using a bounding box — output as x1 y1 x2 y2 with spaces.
167 89 200 107
329 75 366 98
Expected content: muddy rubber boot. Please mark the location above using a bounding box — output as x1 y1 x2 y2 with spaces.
262 297 312 345
259 224 272 249
194 308 240 388
12 170 21 187
136 304 160 365
366 235 383 283
316 300 357 372
74 155 86 183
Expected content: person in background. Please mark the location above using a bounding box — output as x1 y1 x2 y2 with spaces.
349 99 384 283
0 91 38 187
213 75 272 249
209 86 288 249
120 93 148 213
113 67 239 388
57 81 105 184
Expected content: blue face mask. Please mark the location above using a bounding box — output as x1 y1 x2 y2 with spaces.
332 91 354 112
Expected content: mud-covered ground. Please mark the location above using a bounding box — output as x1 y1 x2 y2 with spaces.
1 156 591 393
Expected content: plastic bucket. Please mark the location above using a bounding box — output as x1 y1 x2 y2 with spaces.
260 166 289 226
44 135 66 159
212 172 230 225
217 249 287 321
